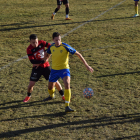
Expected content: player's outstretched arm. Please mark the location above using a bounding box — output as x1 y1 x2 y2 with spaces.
74 51 94 73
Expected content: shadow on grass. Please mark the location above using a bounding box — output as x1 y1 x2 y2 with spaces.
1 111 66 122
0 100 63 110
0 16 134 31
70 113 140 130
114 134 140 140
0 22 34 27
0 113 140 138
0 100 23 106
96 71 140 78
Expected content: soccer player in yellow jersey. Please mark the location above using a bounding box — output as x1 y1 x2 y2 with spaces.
44 32 94 113
134 0 139 17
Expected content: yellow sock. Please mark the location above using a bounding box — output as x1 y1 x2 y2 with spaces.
48 88 55 98
135 5 138 14
64 89 71 107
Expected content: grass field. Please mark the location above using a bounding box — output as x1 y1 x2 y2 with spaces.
0 0 140 139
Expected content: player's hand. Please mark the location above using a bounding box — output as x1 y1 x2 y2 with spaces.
43 58 48 62
33 64 40 69
86 65 94 73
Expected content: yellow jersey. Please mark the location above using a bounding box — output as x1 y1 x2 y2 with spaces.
47 42 76 70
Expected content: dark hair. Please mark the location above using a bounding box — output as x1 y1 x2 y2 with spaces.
52 32 61 39
29 34 38 40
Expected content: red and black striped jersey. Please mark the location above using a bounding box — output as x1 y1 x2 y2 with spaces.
27 40 51 68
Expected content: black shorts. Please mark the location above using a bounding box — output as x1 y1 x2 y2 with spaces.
30 66 51 82
57 0 69 5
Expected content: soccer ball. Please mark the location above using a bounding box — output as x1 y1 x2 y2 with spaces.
83 88 94 99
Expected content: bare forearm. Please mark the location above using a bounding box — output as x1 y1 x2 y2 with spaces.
44 53 51 62
75 52 88 66
75 51 94 73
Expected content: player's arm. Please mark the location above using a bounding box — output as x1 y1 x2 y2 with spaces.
74 51 94 73
27 53 45 64
27 48 45 66
44 52 51 62
44 42 52 62
30 58 45 68
44 44 52 62
30 59 45 64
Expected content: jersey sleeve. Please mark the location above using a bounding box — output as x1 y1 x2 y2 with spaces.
27 47 35 60
63 42 76 55
40 40 51 49
46 42 51 48
47 45 52 54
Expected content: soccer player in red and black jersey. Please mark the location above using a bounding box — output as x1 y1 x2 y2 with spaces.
23 34 65 102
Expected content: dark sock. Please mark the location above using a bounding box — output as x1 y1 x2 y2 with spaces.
66 7 69 15
54 8 59 13
27 92 31 97
59 90 64 96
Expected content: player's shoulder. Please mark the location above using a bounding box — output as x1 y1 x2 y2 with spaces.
50 43 55 47
47 43 55 54
62 42 76 54
27 44 33 50
38 40 46 44
62 42 70 47
39 40 45 42
62 42 74 49
47 43 55 51
27 44 34 54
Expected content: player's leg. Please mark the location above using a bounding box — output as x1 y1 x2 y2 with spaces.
43 69 59 101
43 66 64 100
63 76 75 113
51 0 62 19
134 0 139 17
64 0 71 20
43 82 56 101
61 69 75 113
23 67 41 102
55 81 65 100
23 81 36 102
48 82 56 97
63 76 71 106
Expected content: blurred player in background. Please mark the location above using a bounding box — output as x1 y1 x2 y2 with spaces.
23 34 65 102
134 0 139 17
44 32 94 113
51 0 71 20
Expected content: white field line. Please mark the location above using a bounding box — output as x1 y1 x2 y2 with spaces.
61 0 126 38
0 0 126 72
1 40 138 72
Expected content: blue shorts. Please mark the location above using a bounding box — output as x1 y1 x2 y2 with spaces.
49 69 70 82
134 0 139 1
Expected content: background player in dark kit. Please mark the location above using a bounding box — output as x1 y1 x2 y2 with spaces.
51 0 71 20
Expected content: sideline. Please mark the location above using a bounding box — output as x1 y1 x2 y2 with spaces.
0 0 126 72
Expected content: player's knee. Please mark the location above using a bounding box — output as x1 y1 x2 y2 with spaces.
135 1 138 6
64 82 70 89
48 87 52 90
57 5 61 9
65 4 69 8
48 84 54 90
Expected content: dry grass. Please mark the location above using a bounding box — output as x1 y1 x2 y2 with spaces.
0 0 140 139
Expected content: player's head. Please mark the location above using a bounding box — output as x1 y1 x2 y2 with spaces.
29 34 38 47
52 32 61 46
